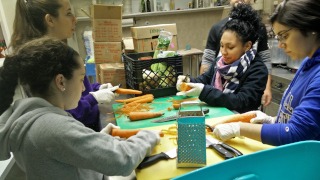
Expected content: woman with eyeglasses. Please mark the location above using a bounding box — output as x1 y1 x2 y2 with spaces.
213 0 320 146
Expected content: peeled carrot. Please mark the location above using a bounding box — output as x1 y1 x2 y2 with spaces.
180 83 193 91
211 113 256 128
115 88 142 95
115 94 153 103
127 96 154 105
129 112 164 121
112 129 164 139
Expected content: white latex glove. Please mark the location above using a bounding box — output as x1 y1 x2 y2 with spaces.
246 110 275 124
213 122 242 141
176 83 204 97
176 75 190 91
146 130 161 144
99 83 114 90
100 123 120 135
89 86 118 103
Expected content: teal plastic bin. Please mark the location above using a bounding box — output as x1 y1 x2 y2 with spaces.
171 141 320 180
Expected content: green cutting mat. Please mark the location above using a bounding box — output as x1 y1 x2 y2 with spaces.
112 96 234 129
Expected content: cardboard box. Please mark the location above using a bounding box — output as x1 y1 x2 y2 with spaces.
94 42 122 64
99 63 126 88
91 5 122 42
132 35 178 53
131 24 178 53
122 37 135 54
131 24 177 39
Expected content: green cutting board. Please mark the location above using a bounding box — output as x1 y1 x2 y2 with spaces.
112 96 234 129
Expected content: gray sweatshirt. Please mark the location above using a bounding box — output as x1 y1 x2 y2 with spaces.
0 97 158 180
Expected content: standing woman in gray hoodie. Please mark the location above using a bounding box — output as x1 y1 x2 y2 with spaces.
0 37 160 180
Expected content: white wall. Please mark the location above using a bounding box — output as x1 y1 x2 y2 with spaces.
0 0 17 44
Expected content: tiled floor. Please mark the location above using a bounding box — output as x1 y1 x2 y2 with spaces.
4 94 136 180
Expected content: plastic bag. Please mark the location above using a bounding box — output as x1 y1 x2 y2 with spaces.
153 31 173 58
83 26 94 58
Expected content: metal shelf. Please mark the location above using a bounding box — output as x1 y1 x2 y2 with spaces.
76 6 226 21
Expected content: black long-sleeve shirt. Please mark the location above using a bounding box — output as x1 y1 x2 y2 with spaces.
191 54 268 113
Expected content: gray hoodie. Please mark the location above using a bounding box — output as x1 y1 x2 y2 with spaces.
0 97 158 180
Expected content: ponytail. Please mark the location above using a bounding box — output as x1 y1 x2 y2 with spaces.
0 56 20 114
9 0 62 52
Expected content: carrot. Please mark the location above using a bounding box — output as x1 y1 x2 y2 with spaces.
112 129 164 139
115 88 142 95
129 112 164 121
211 113 256 128
180 83 193 91
115 94 153 103
127 96 154 105
173 104 180 110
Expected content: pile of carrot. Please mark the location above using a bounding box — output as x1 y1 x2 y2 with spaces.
167 97 199 104
114 102 155 117
115 94 154 104
112 129 164 139
115 88 142 95
211 113 256 128
129 112 164 121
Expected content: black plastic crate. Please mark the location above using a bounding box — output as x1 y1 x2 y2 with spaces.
123 51 183 98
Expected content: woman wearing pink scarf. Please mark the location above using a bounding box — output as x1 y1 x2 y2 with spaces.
176 3 268 113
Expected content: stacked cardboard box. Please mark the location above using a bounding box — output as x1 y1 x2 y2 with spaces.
91 5 125 87
131 24 178 53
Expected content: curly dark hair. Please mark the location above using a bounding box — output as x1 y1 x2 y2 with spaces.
222 3 264 46
270 0 320 40
0 37 81 115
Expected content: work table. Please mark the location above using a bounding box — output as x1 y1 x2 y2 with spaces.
102 96 274 179
136 117 274 180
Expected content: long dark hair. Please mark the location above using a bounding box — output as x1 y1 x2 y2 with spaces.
222 3 264 46
270 0 320 39
0 37 80 115
9 0 63 51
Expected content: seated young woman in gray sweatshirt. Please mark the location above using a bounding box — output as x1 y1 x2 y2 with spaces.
0 37 160 180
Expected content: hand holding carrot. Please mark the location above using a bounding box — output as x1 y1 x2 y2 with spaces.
176 83 204 97
89 86 119 103
100 123 120 135
246 111 275 124
176 75 190 91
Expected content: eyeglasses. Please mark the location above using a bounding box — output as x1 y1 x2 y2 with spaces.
274 28 294 44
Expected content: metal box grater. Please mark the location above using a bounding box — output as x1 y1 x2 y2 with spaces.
177 101 206 168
